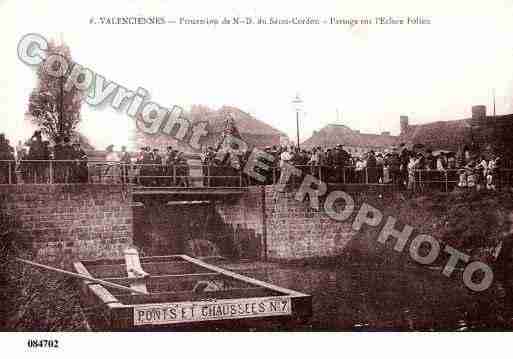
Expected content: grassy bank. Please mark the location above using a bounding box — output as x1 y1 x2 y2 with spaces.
349 190 513 266
0 213 89 331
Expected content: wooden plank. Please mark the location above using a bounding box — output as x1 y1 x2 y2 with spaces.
124 248 149 295
16 258 147 295
101 272 221 282
180 255 310 298
119 287 280 305
102 273 256 295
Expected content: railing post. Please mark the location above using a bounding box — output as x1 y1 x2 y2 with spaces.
49 160 53 184
444 171 448 193
8 161 12 185
365 167 368 184
342 166 346 184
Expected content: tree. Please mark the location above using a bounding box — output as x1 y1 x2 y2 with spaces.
27 41 83 142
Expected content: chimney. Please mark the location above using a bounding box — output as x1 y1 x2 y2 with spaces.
400 115 409 134
471 105 486 121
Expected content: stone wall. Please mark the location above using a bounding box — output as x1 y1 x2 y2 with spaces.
263 186 357 260
216 186 367 261
215 186 265 259
0 183 386 265
0 185 133 267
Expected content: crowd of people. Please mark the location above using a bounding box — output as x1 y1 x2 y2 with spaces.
132 146 190 187
1 130 510 191
199 142 509 191
0 133 16 184
0 131 88 184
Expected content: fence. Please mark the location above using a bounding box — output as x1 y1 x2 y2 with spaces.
0 160 245 188
1 160 512 192
259 165 513 193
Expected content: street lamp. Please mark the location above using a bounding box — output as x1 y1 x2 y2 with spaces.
292 93 303 150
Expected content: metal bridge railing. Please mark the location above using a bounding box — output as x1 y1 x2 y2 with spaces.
1 160 512 192
0 160 246 188
259 165 513 193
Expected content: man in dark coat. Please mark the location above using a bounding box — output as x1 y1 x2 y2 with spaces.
151 149 163 186
164 146 176 186
139 146 152 186
72 143 88 183
366 150 377 183
0 134 16 184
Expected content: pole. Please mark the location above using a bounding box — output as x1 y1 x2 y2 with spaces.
60 74 64 137
296 110 300 150
15 257 148 295
493 88 497 147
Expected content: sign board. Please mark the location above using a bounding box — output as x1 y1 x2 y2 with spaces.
133 296 292 326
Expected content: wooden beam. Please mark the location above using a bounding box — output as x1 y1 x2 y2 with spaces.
16 257 148 295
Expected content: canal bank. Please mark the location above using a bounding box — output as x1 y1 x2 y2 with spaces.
3 184 513 330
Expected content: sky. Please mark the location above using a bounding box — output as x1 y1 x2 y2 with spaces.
1 0 513 150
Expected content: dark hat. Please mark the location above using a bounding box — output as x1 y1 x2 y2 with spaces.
167 146 173 150
63 137 70 143
153 148 159 152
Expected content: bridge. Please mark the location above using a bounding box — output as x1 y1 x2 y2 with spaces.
0 159 250 201
2 159 513 268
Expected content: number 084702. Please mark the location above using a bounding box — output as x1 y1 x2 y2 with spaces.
27 339 59 349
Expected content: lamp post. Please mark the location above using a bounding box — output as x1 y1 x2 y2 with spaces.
292 93 303 150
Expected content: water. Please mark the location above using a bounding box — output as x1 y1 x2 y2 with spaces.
219 258 513 331
185 239 221 258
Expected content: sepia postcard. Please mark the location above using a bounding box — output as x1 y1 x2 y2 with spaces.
1 0 513 357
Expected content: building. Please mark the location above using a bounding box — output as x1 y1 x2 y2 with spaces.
131 105 287 154
301 124 398 156
397 106 513 158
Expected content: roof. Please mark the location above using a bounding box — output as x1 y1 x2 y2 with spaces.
188 105 285 137
397 114 513 151
302 124 398 150
133 105 286 152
